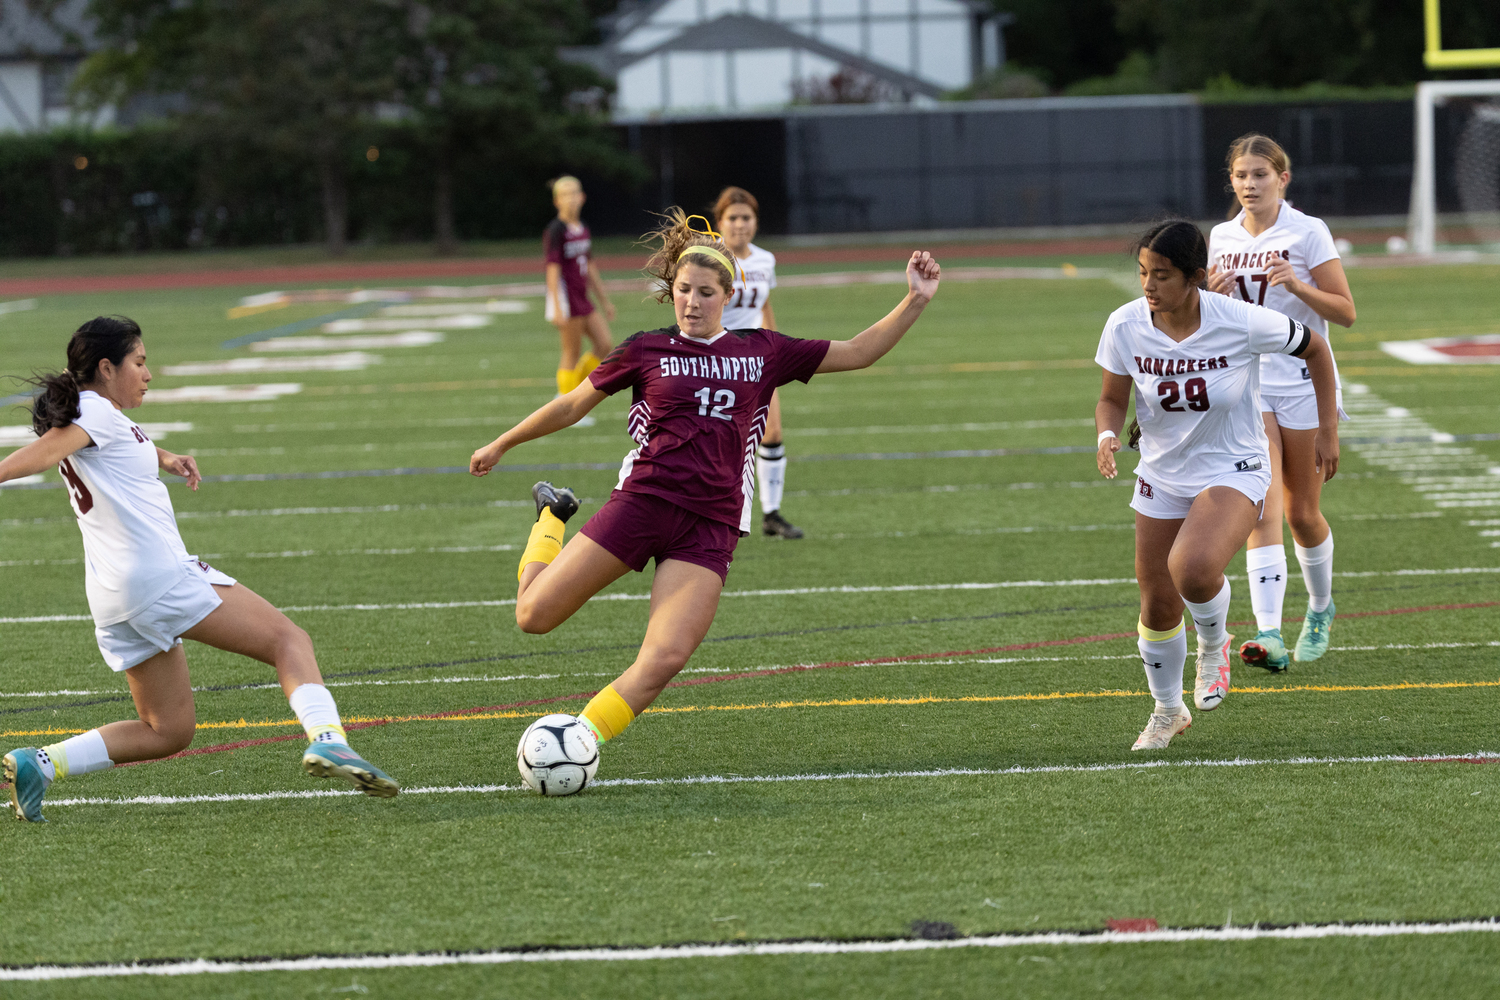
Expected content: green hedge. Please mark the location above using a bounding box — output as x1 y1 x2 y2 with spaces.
0 124 633 256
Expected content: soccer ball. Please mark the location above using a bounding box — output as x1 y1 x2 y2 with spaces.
516 714 599 796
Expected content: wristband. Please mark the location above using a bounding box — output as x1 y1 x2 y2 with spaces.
1097 429 1118 446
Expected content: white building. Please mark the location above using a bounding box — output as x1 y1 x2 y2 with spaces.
565 0 1010 117
0 0 106 132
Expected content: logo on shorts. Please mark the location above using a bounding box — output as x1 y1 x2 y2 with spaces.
1301 367 1311 380
1234 458 1263 472
1137 478 1154 499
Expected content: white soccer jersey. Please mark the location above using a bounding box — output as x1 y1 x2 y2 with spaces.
1095 294 1313 496
1209 201 1343 395
62 391 193 624
721 243 776 330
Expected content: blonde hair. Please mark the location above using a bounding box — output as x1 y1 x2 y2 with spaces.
549 175 582 196
1225 133 1291 217
641 207 735 303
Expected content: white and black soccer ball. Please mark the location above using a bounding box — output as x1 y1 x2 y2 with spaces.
516 714 599 796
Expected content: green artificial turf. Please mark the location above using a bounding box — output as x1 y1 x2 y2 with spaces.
0 261 1498 995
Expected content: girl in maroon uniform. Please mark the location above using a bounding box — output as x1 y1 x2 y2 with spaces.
543 175 614 399
470 211 941 754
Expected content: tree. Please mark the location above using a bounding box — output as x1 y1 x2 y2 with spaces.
392 0 621 254
79 0 407 254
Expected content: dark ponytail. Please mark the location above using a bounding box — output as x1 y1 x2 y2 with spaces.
30 316 143 436
1132 219 1208 284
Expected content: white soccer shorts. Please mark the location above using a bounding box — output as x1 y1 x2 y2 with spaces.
1259 390 1349 430
94 560 237 672
1129 468 1273 521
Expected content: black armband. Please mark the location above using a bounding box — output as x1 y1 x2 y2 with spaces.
1286 318 1312 357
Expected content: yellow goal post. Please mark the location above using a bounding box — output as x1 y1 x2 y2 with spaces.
1423 0 1500 70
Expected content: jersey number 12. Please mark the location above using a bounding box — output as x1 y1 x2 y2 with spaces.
694 387 735 420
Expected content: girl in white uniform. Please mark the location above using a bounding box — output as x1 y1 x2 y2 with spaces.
0 317 397 822
715 186 802 539
1095 221 1340 751
1207 134 1356 670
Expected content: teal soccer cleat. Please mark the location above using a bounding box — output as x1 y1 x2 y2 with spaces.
302 742 399 798
1239 628 1291 672
1294 602 1336 663
4 748 52 823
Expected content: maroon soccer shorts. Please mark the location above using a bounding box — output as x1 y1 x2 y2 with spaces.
579 490 739 583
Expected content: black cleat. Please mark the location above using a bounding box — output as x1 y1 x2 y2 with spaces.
531 481 579 523
762 510 804 539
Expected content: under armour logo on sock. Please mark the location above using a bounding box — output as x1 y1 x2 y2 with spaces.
1258 574 1282 583
1143 659 1163 669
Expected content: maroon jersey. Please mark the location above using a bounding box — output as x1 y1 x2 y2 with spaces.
589 326 830 533
543 219 594 318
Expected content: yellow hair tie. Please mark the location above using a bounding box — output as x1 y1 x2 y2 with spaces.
676 216 744 283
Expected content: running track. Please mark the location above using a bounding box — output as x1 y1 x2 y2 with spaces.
0 240 1127 297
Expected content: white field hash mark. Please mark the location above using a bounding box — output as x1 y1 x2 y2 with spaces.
36 753 1500 811
1341 385 1500 551
6 918 1500 981
5 566 1500 623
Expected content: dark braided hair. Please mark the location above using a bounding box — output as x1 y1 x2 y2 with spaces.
30 316 143 436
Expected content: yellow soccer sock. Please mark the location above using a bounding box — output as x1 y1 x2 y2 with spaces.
556 367 581 395
40 741 69 780
1137 618 1185 642
574 351 600 381
579 684 635 743
517 508 566 582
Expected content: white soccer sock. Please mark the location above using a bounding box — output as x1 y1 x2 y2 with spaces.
1183 578 1232 652
757 443 787 514
1245 544 1288 632
1295 532 1334 613
1138 619 1187 712
39 729 114 782
288 683 349 745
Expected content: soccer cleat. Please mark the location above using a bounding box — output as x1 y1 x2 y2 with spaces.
302 743 399 798
531 481 579 523
4 748 51 823
1239 628 1290 673
762 510 804 539
1132 707 1192 751
1193 634 1234 711
1294 602 1335 662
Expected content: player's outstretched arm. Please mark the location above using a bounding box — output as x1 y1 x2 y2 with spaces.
1095 372 1132 480
816 251 940 373
470 381 607 476
1299 334 1340 481
0 424 91 486
157 448 202 491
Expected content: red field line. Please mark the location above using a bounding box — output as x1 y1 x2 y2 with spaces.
0 239 1126 297
114 597 1499 767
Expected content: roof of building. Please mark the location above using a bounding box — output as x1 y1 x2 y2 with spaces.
0 0 97 60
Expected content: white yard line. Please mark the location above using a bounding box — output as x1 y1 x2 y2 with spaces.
5 566 1498 624
33 753 1500 813
7 918 1500 981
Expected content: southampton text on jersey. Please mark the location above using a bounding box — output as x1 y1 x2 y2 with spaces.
658 353 766 383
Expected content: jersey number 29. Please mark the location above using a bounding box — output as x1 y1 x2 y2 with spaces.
1158 377 1209 412
694 387 735 420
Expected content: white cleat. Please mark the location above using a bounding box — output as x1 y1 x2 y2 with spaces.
1193 634 1234 711
1132 706 1193 751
